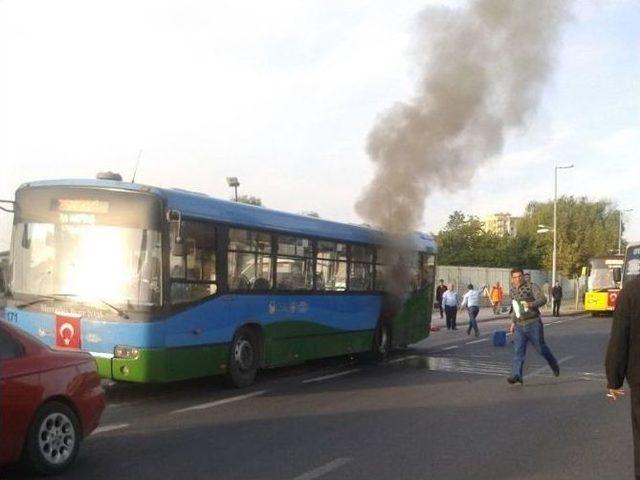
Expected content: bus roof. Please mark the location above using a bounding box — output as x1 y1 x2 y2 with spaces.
18 178 437 253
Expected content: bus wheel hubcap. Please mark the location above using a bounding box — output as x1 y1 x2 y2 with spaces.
234 338 254 371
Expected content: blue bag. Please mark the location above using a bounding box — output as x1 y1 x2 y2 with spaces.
493 330 507 347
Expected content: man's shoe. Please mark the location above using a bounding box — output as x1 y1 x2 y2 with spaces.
552 365 560 377
507 376 523 385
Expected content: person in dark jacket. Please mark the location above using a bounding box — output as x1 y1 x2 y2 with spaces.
435 279 447 319
551 281 563 317
507 268 559 385
605 276 640 479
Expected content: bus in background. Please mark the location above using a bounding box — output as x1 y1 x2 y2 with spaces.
583 255 624 316
1 177 436 387
622 242 640 285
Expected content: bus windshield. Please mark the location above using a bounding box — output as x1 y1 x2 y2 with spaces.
588 257 623 291
10 187 162 308
11 222 161 307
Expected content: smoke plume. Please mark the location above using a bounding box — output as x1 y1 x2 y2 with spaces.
356 0 572 234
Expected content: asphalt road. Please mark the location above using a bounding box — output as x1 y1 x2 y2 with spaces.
4 313 634 480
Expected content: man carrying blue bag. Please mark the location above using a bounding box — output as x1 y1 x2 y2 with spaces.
507 268 560 385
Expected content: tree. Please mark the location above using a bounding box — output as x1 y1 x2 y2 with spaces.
437 211 541 269
235 195 263 206
516 196 620 277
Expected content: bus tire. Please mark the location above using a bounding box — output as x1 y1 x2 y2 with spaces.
372 321 391 360
226 327 259 388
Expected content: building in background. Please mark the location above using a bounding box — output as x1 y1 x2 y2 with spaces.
482 213 519 236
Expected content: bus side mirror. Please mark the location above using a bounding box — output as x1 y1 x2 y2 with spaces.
613 267 622 283
21 223 31 249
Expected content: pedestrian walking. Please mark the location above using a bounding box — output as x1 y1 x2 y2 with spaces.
490 281 504 314
435 279 448 319
460 284 483 337
605 276 640 479
551 281 563 317
441 283 459 330
507 268 560 385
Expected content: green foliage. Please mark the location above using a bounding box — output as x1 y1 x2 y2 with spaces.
517 196 620 276
437 197 623 276
437 211 541 269
235 195 263 206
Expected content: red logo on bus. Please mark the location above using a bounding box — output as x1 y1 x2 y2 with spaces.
608 290 620 308
56 315 81 349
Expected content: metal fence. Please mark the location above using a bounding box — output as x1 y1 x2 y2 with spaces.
435 265 581 309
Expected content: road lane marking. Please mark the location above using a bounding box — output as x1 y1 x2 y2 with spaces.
171 390 266 414
302 369 359 384
466 338 488 345
388 355 418 364
439 345 459 351
524 356 573 379
92 423 129 435
291 458 352 480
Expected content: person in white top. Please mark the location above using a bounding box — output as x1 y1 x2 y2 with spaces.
460 283 485 337
441 283 460 330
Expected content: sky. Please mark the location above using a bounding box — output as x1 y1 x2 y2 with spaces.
0 0 638 252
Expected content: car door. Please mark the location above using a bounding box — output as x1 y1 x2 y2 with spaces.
0 327 41 465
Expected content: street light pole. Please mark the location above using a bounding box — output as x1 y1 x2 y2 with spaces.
618 208 633 254
552 164 574 289
226 177 240 202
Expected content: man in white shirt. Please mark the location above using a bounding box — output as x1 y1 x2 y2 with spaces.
441 283 460 330
460 283 483 337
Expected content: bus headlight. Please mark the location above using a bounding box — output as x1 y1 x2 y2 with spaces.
114 345 140 360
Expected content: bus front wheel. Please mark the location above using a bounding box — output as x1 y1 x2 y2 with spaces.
226 327 259 388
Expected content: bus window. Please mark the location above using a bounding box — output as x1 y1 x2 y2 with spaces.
170 221 217 304
275 236 313 290
420 254 436 289
228 229 273 291
316 241 347 291
349 245 374 291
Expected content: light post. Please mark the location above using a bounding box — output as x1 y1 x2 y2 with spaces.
618 208 633 255
552 164 573 289
226 177 240 201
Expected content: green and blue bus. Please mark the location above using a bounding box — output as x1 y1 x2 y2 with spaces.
2 178 436 386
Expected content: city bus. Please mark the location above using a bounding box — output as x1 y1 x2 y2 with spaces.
2 178 436 386
582 255 624 315
622 242 640 285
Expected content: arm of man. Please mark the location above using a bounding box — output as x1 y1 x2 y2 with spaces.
529 283 547 309
605 288 631 398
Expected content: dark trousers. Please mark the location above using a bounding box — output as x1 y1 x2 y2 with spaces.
552 298 561 316
445 305 458 329
632 387 640 479
437 301 444 318
467 306 479 336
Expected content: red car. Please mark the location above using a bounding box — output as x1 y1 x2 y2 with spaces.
0 320 106 475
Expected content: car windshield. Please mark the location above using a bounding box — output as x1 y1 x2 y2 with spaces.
11 222 162 307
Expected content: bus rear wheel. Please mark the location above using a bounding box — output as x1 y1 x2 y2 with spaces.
372 321 391 360
226 327 259 388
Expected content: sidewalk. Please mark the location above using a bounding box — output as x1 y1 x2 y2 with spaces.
430 306 584 330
